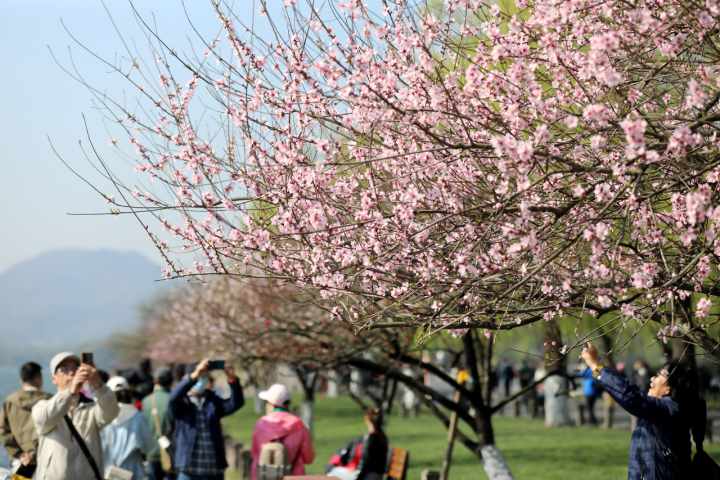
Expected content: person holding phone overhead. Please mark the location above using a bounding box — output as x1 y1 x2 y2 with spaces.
169 358 244 480
32 351 119 480
580 343 706 480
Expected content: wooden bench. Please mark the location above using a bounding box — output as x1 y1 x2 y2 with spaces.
283 447 408 480
284 477 339 479
386 447 409 480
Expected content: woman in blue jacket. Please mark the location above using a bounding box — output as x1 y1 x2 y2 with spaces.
580 343 705 480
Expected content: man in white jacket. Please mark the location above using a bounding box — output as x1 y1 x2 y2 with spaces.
32 352 119 480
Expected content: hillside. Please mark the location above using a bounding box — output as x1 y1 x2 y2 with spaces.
0 249 166 367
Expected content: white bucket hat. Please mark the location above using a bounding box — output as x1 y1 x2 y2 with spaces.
258 384 291 406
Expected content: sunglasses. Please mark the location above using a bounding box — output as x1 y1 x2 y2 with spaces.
56 365 80 374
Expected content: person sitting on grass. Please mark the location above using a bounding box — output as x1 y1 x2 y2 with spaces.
580 342 705 480
325 407 388 480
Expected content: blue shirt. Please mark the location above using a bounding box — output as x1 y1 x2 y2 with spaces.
582 367 602 397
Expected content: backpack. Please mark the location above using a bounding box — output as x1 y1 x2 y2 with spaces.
257 436 291 480
651 398 720 480
693 449 720 480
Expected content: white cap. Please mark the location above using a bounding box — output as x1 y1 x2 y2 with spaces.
107 376 130 392
50 352 81 375
258 384 291 406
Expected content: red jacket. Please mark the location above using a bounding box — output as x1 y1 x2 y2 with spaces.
250 411 315 479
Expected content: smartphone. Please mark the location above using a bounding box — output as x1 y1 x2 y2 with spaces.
207 360 225 371
81 352 94 366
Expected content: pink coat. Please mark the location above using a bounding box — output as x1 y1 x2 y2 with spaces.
250 411 315 480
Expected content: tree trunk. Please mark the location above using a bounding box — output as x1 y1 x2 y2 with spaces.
301 399 314 436
254 387 265 414
463 332 516 480
672 297 698 370
350 368 363 397
327 371 340 398
296 369 317 436
544 321 572 426
380 375 398 429
544 375 572 426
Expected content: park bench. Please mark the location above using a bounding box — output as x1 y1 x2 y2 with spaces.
385 447 409 480
284 477 339 479
282 447 408 480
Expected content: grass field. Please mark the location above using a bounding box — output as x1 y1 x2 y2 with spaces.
224 395 720 480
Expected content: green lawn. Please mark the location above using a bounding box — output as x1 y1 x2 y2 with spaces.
224 395 720 479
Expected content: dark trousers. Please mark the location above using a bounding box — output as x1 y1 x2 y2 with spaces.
147 461 178 480
177 474 223 480
585 395 598 425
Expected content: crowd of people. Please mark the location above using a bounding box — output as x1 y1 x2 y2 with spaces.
0 354 387 480
3 348 715 480
491 357 671 423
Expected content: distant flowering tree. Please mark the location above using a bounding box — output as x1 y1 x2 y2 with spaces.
66 0 720 475
142 276 551 479
143 276 406 433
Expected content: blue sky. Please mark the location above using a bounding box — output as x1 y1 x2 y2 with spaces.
0 1 262 274
0 0 380 275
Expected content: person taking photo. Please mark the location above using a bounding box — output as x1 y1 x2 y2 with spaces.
580 342 705 480
32 352 120 480
169 358 244 480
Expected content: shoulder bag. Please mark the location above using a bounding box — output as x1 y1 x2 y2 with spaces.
151 393 174 472
651 424 689 480
102 426 133 480
63 415 104 480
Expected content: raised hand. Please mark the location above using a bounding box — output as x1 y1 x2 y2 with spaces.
190 358 211 381
579 342 600 371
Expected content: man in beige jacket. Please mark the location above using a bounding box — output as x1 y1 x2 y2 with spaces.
32 352 119 480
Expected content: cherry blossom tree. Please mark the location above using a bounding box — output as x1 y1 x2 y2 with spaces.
79 0 720 354
59 0 720 476
143 275 420 430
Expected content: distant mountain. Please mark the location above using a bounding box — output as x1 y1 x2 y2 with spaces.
0 249 167 367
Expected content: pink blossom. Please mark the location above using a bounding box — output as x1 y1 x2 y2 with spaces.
696 297 713 318
583 104 609 126
621 303 636 317
597 295 613 308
